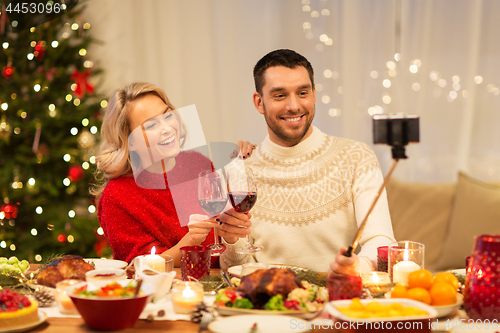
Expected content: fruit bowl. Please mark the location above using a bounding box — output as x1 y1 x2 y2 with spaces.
326 298 438 333
66 280 155 331
432 293 463 318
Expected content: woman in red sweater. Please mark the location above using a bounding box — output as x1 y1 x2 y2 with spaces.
92 82 253 265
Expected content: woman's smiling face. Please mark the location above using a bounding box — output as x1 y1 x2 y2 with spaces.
128 94 181 167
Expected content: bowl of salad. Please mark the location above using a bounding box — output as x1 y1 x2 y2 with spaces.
67 280 155 331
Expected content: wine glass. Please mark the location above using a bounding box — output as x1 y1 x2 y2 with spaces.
198 170 228 256
226 166 262 254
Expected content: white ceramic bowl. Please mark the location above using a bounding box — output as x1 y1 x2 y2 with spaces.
432 293 463 318
85 268 126 286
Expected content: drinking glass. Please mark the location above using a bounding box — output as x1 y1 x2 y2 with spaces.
464 234 500 320
198 169 228 256
226 166 262 254
180 245 211 281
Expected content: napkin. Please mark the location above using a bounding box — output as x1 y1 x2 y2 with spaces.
133 256 176 302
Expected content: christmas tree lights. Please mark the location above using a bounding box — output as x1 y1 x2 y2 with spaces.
0 2 110 261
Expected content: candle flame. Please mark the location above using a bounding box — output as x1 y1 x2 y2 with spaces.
403 250 409 261
151 246 156 255
372 272 380 283
182 286 195 298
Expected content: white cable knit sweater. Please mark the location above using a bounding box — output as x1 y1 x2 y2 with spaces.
221 126 395 273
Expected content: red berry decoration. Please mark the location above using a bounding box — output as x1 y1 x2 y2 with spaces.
2 65 14 79
1 203 19 219
0 289 31 312
68 165 85 182
34 41 46 60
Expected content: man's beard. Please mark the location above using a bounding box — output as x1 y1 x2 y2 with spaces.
262 102 314 147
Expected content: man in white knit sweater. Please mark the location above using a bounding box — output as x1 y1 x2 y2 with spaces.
218 49 395 275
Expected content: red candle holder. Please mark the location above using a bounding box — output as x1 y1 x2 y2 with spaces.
180 246 211 281
464 235 500 320
377 246 389 272
327 273 363 301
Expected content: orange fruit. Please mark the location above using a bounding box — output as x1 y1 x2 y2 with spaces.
429 282 457 306
433 272 459 291
391 285 408 298
408 269 434 290
406 287 432 305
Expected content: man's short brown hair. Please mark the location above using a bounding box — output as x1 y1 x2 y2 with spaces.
253 49 315 95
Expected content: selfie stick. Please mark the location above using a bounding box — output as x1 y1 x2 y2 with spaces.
343 159 399 257
343 115 419 257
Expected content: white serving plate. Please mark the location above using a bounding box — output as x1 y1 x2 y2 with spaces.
326 298 438 323
209 314 311 333
433 293 463 318
84 258 127 270
228 264 307 278
215 304 323 320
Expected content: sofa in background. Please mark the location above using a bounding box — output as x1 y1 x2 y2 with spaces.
385 172 500 273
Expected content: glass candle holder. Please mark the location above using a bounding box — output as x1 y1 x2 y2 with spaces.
55 279 83 314
464 235 500 320
388 241 424 285
164 255 174 272
362 272 392 298
180 246 211 281
327 274 363 301
377 246 389 272
171 281 204 314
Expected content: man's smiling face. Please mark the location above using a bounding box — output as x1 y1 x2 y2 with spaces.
253 65 316 147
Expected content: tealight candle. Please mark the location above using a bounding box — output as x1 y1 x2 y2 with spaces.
171 281 204 314
362 272 392 298
392 260 420 285
55 279 82 314
145 246 165 272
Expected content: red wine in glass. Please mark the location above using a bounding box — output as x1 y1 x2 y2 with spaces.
228 191 257 213
198 170 228 256
226 167 262 254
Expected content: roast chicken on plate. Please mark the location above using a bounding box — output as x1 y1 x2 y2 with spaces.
237 267 303 309
36 255 95 288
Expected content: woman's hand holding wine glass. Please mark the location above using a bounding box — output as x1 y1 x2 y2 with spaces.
198 169 228 256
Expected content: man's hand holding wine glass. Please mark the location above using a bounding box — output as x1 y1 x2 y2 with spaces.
216 209 252 244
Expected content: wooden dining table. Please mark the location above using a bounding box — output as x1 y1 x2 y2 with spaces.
27 265 338 333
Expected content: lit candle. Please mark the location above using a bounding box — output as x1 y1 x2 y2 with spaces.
145 246 165 272
392 250 420 285
171 281 204 314
362 272 392 297
55 279 81 314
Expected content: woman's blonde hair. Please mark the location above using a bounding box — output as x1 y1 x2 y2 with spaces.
91 82 187 197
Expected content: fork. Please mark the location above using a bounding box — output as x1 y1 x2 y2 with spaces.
198 312 214 333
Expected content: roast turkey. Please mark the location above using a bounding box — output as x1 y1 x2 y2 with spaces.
237 267 303 309
36 255 95 288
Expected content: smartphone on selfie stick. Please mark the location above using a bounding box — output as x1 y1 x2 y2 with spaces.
344 114 420 258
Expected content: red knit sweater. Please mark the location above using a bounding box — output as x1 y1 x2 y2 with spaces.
98 151 217 264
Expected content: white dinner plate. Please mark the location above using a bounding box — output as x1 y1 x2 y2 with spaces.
85 258 127 270
0 310 47 333
209 314 311 333
228 264 307 278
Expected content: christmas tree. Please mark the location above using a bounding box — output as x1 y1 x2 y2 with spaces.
0 0 111 262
